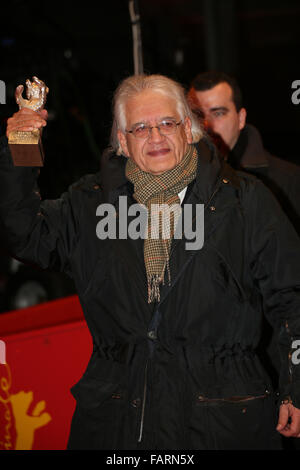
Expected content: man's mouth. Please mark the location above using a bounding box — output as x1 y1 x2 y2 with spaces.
147 148 170 157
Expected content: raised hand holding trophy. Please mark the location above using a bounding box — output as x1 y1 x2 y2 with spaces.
8 76 49 166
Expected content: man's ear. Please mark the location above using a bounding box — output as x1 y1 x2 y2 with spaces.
117 130 130 157
238 107 247 131
184 117 193 144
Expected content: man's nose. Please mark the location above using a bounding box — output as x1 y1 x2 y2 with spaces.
148 126 165 142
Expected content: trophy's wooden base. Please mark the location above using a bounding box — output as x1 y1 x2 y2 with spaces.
9 141 44 166
8 130 44 167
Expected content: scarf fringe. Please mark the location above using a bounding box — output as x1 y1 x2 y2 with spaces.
148 274 161 303
147 261 171 304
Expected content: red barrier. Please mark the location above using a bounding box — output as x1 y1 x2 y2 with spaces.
0 295 92 450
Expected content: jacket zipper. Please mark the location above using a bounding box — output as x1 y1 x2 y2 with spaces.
138 361 148 443
204 176 223 210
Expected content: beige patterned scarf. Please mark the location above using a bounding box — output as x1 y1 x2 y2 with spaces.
125 144 198 303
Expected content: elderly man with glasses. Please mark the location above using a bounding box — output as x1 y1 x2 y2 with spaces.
1 74 300 450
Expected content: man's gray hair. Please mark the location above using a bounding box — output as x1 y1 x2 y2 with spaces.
110 74 203 155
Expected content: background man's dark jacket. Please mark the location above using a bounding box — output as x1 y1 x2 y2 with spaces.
228 124 300 390
228 124 300 235
0 136 300 450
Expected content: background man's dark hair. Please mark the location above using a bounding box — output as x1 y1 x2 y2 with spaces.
190 71 243 112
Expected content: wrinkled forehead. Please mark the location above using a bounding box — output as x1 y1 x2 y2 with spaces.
124 90 182 126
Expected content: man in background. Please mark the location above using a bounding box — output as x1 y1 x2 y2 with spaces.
188 71 300 235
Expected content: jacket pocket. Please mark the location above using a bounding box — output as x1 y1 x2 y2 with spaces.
189 383 281 450
69 355 128 449
71 376 124 410
196 389 270 405
70 375 127 449
70 352 128 409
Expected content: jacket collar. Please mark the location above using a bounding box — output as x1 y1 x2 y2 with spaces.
99 137 240 205
228 124 269 170
99 147 130 204
193 138 240 203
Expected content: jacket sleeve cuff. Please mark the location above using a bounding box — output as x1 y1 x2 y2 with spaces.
278 380 300 409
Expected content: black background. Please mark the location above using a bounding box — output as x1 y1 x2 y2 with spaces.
0 0 299 198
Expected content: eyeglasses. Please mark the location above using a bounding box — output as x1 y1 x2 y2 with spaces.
126 118 182 139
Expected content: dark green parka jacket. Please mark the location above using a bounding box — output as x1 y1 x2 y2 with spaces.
0 135 300 450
